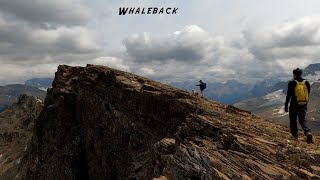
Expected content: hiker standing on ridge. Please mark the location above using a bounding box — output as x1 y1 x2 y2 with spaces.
285 68 313 144
196 80 206 98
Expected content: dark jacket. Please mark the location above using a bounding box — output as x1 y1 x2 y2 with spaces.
196 83 205 90
285 77 310 108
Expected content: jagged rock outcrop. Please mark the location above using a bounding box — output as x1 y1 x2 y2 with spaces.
0 94 43 179
0 84 46 112
25 65 320 179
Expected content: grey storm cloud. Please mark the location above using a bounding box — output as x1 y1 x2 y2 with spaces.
0 0 92 26
0 4 100 63
271 18 320 47
123 25 218 62
0 0 102 84
244 16 320 62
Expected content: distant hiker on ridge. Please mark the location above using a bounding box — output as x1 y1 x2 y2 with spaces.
285 68 313 144
196 80 206 98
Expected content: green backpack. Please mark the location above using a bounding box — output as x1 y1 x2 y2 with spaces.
295 80 308 105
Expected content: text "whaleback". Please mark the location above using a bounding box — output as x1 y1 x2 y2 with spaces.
119 7 178 15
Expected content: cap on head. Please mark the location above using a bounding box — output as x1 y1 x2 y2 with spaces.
293 68 303 77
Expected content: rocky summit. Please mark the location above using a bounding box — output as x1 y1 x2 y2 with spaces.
3 64 320 179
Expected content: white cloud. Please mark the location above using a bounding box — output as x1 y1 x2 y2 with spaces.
123 25 218 62
121 16 320 83
93 57 130 71
242 16 320 76
0 14 100 57
139 67 155 76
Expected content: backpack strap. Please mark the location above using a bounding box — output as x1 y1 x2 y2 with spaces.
294 80 306 84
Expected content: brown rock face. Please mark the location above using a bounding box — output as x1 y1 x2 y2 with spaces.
0 94 43 179
25 65 320 179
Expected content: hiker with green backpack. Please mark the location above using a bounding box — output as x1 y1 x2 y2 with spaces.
285 68 313 144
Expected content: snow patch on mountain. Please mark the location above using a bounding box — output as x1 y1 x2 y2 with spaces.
258 89 286 108
263 89 285 100
304 71 320 85
38 87 48 91
272 105 288 118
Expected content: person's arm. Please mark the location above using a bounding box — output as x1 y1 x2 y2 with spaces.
196 84 200 86
285 81 294 112
306 81 311 93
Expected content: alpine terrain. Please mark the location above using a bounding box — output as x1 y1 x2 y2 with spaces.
234 63 320 135
0 64 319 179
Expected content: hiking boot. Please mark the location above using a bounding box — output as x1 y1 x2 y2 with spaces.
306 132 313 144
291 135 298 140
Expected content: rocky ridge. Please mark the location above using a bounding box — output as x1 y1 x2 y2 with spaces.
15 64 320 179
0 84 46 112
0 94 43 179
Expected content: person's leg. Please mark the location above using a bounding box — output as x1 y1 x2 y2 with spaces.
200 89 204 98
297 105 310 134
297 105 313 143
289 106 298 137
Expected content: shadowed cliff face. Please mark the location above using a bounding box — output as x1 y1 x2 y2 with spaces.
25 64 320 180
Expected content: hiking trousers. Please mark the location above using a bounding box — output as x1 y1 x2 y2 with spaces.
289 104 310 137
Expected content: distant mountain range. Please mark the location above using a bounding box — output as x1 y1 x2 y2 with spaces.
2 65 319 116
0 84 46 112
170 80 253 104
170 63 320 107
170 77 283 104
234 63 320 135
25 78 53 91
0 78 52 112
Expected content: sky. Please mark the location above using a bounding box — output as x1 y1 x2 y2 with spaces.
1 0 320 85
